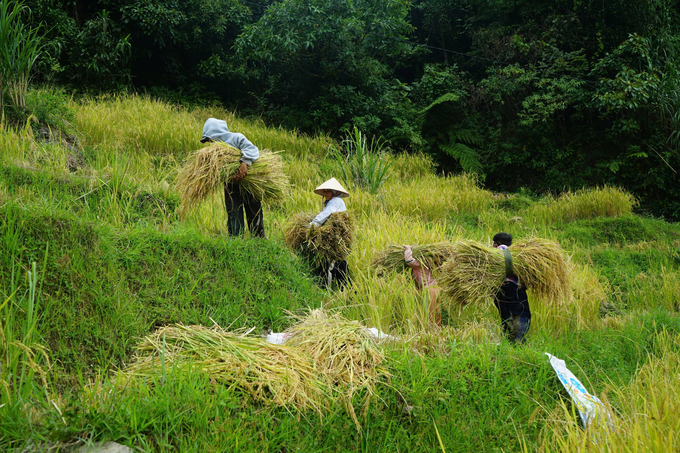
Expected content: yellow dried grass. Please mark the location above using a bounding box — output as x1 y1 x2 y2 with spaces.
175 142 289 216
438 238 571 306
285 309 389 431
371 242 456 274
119 324 326 412
284 211 354 264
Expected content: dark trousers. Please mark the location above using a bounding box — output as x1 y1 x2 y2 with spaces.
316 260 350 289
494 280 531 344
224 183 264 238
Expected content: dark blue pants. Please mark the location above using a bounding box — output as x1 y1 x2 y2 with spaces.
224 183 264 238
494 280 531 344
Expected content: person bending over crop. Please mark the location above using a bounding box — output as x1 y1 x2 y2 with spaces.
310 178 350 288
492 232 531 343
201 118 264 238
404 245 441 327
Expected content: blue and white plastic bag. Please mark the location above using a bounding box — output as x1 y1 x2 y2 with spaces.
545 352 613 430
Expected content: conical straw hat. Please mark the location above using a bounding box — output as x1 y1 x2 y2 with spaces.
314 177 349 198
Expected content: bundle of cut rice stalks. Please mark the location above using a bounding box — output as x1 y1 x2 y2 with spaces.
371 242 456 274
438 238 571 306
175 142 289 216
119 324 326 412
285 309 389 431
284 212 354 264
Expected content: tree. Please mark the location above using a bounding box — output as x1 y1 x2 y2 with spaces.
235 0 415 137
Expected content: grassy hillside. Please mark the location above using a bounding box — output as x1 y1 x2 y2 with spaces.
1 93 680 452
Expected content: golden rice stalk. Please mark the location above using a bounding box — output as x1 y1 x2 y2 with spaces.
175 142 289 216
284 211 354 264
285 309 389 431
371 242 457 273
438 238 571 306
119 324 326 412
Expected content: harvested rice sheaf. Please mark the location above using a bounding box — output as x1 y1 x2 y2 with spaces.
285 309 389 431
175 142 289 216
371 242 456 274
438 238 571 306
284 211 354 264
120 324 326 411
285 309 387 389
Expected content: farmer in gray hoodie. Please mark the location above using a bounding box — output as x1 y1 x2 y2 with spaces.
201 118 264 237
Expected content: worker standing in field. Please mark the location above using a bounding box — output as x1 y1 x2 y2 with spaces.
492 232 531 343
404 245 442 327
310 177 350 288
201 118 264 238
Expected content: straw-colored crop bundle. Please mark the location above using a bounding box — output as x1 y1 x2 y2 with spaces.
175 142 289 216
119 324 325 411
285 309 388 431
284 211 354 264
371 242 456 274
438 238 570 306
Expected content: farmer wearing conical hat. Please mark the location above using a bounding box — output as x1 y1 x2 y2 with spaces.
310 177 350 287
492 232 531 343
201 118 265 238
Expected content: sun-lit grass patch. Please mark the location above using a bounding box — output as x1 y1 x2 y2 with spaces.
627 268 680 312
525 186 637 224
382 173 493 222
531 261 608 336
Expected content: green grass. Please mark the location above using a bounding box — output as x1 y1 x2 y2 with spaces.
0 201 323 389
1 91 680 452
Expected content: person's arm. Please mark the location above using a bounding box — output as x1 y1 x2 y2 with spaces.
231 133 259 181
404 245 420 268
233 133 259 165
310 197 345 227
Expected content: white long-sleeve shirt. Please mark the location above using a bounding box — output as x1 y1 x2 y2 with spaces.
310 197 346 227
201 118 259 165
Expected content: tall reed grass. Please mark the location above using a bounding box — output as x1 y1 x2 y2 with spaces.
525 186 637 224
382 173 493 222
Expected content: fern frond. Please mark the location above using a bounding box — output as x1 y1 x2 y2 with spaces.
441 142 484 174
450 129 484 147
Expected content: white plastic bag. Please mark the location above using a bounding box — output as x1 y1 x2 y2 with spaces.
365 327 397 341
266 331 290 345
545 352 613 430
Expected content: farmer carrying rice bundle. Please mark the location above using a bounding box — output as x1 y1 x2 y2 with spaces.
284 178 354 288
438 233 570 343
371 242 456 327
175 118 288 237
491 233 530 343
404 245 441 327
371 243 456 274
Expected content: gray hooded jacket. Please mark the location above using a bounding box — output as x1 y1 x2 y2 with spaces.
201 118 259 165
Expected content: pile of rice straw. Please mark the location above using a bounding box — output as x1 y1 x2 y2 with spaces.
284 309 388 431
284 211 354 264
371 242 456 273
438 238 571 305
175 142 289 216
119 324 325 412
